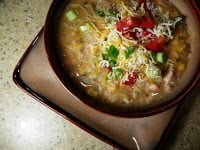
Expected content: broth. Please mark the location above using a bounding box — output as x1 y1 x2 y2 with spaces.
57 0 190 108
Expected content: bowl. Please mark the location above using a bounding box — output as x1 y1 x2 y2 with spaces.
44 0 200 117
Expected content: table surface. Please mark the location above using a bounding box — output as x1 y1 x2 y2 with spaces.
0 0 199 149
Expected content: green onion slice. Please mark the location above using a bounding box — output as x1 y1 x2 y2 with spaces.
156 52 167 63
147 65 161 78
79 23 92 32
107 45 119 60
66 10 77 21
125 46 135 59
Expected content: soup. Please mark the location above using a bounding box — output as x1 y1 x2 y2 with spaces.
56 0 190 108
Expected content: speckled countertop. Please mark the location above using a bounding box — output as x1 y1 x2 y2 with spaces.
0 0 199 150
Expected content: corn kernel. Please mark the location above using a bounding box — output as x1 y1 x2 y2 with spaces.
177 63 185 71
87 87 98 97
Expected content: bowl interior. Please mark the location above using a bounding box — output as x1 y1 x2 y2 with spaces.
44 0 200 117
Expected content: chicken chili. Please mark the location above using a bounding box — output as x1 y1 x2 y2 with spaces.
57 0 190 107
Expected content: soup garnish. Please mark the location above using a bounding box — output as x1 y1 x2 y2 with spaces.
57 0 190 107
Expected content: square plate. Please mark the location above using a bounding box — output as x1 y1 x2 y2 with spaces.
13 28 185 149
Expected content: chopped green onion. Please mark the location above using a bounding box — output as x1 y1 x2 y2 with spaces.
96 9 118 17
156 52 167 63
96 10 105 17
107 45 119 60
114 68 123 78
150 52 167 63
79 23 92 32
109 60 116 67
125 46 135 59
147 66 161 78
108 9 117 17
66 10 77 21
150 52 157 60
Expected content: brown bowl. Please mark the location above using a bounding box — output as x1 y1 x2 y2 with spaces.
44 0 200 117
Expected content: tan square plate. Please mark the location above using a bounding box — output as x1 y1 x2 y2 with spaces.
13 28 186 150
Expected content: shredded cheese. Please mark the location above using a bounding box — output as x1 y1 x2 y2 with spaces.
67 0 182 85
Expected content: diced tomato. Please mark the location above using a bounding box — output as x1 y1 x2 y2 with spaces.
116 16 154 35
120 29 152 41
116 17 141 32
116 21 124 32
145 36 167 52
125 29 153 40
124 73 138 85
129 31 139 40
140 16 155 29
122 31 138 40
141 30 152 37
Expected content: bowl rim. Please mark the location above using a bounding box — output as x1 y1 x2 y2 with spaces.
44 0 200 118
